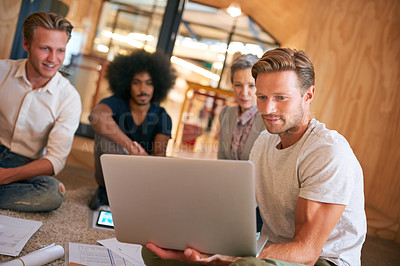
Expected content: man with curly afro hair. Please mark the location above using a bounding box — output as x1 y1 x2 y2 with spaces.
88 49 176 210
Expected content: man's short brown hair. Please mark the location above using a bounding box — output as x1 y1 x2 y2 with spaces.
252 48 315 94
22 11 73 45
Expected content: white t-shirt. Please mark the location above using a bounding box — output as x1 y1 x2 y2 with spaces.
250 119 366 266
0 59 82 175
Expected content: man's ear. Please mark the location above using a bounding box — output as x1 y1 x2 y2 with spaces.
304 85 315 103
22 37 29 52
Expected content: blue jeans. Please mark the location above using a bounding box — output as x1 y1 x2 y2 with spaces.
0 145 65 212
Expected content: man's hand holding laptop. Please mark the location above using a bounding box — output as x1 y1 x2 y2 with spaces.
145 243 237 265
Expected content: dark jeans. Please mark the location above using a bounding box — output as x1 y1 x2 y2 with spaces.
94 134 128 188
0 145 64 212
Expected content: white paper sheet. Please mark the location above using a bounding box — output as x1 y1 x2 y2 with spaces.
97 238 145 266
0 215 42 256
0 243 64 266
68 242 138 266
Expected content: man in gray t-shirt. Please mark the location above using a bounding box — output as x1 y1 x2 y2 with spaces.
142 48 366 266
251 119 366 266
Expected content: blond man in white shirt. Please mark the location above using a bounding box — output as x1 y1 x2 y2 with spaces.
0 12 81 212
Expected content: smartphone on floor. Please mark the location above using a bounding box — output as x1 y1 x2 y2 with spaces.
96 210 114 228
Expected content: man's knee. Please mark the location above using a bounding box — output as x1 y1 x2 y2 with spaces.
231 257 266 266
231 257 300 266
59 182 66 195
47 180 65 210
34 177 65 212
48 181 65 210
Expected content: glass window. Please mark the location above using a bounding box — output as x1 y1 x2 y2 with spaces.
171 1 280 90
91 0 167 60
166 1 280 156
64 0 169 127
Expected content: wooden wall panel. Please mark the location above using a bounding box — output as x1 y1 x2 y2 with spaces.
0 0 22 59
304 0 400 242
191 0 308 46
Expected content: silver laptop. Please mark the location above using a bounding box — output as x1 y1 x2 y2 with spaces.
101 154 268 257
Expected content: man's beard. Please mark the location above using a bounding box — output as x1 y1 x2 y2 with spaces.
262 109 304 135
131 93 151 105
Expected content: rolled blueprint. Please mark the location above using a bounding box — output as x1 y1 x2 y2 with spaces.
1 244 64 266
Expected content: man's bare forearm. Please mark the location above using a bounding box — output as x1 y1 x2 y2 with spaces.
0 158 54 185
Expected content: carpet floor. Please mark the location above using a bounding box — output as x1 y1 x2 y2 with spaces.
0 165 399 265
0 165 115 265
